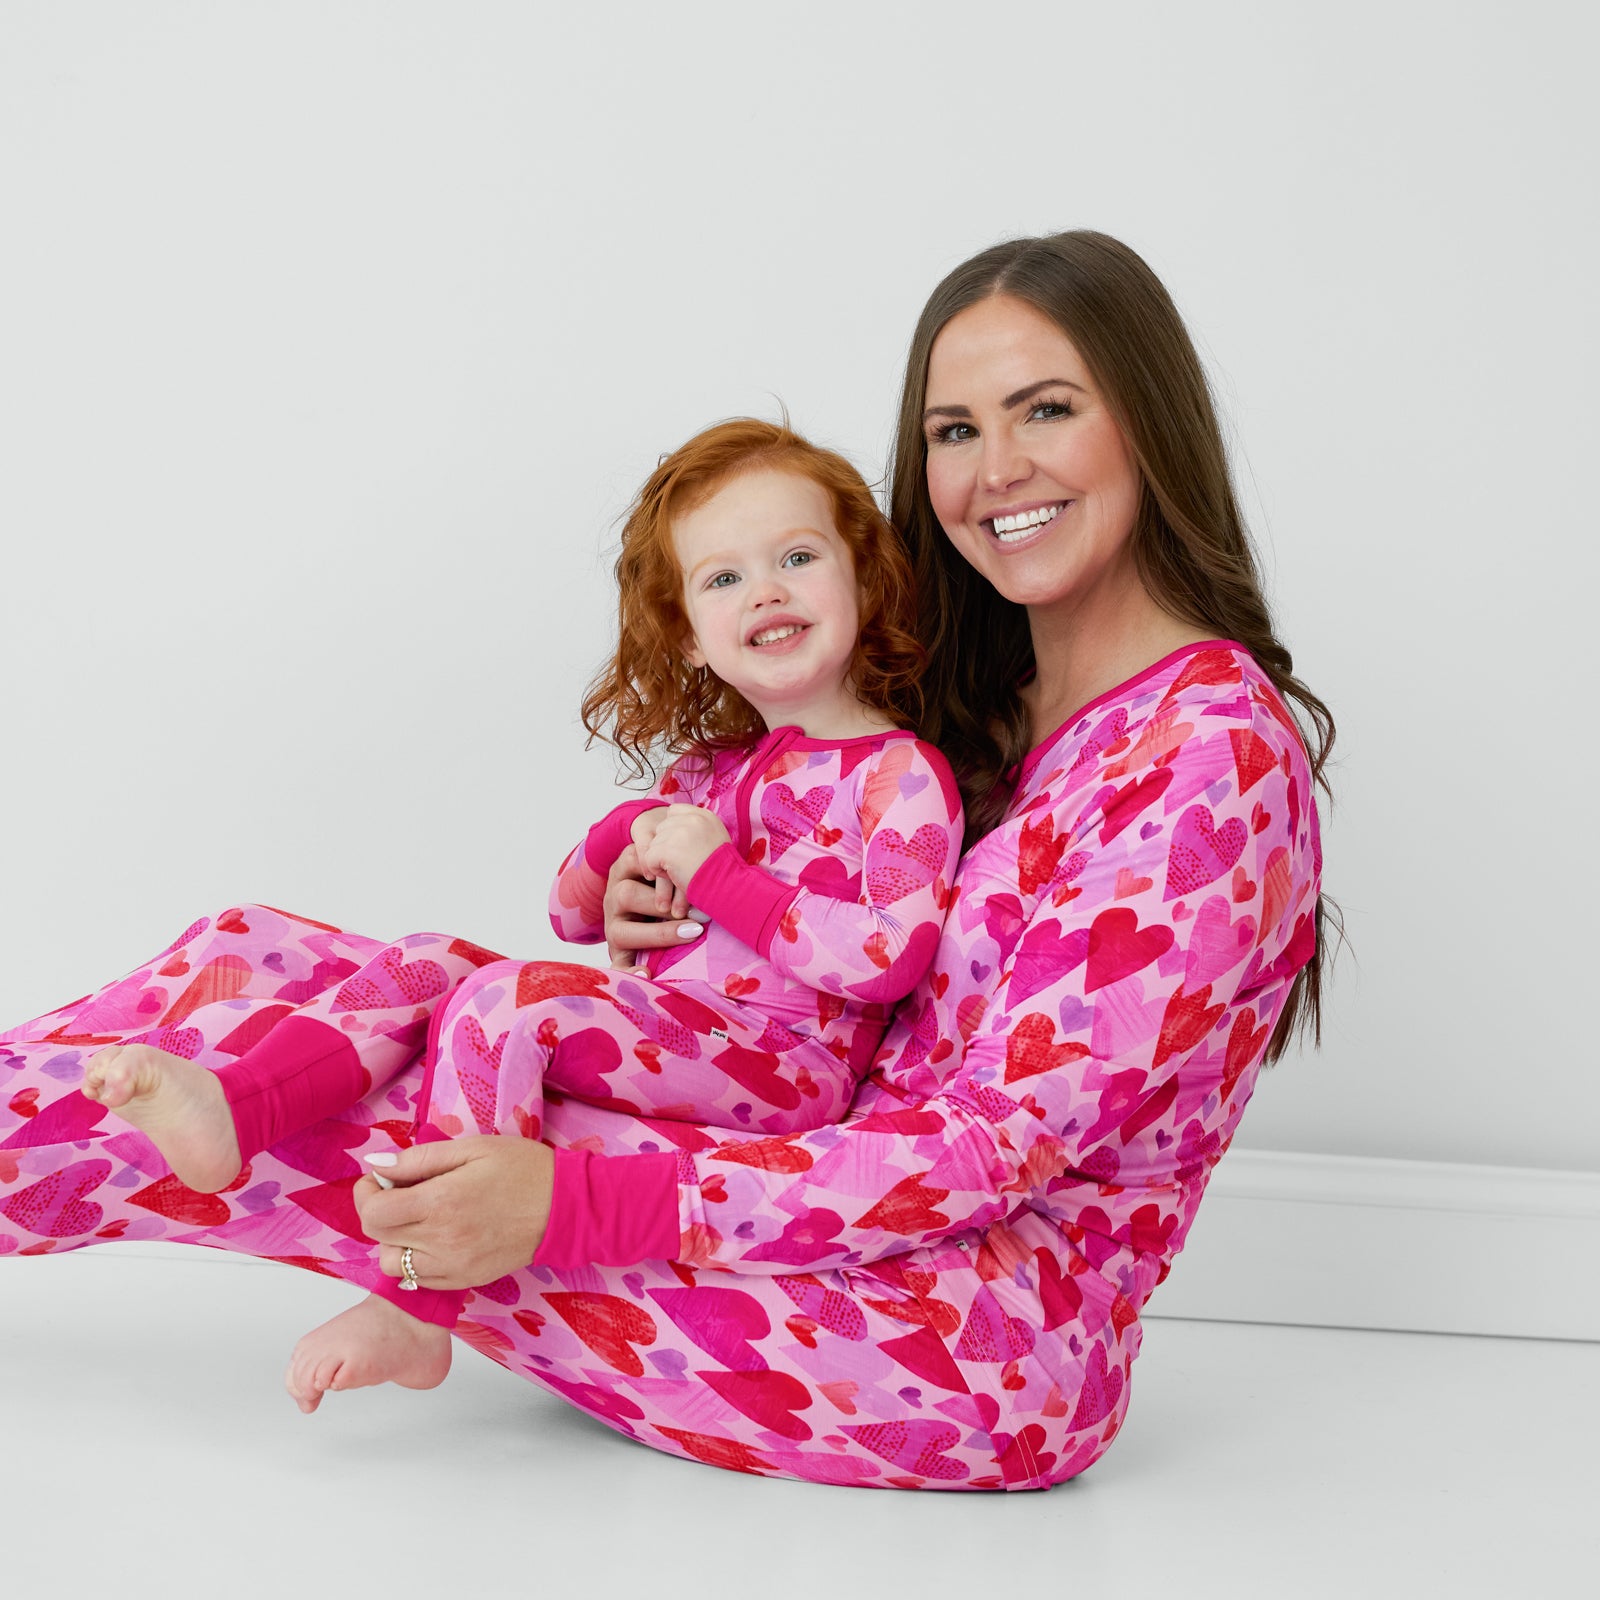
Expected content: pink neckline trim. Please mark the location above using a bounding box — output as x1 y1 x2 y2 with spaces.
765 725 920 752
1016 639 1249 787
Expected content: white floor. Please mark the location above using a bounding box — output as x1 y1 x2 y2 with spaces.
3 1245 1594 1599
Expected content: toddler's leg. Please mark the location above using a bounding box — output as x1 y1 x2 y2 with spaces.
82 932 503 1192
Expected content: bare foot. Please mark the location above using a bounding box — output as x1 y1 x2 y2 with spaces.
82 1044 243 1193
285 1294 453 1414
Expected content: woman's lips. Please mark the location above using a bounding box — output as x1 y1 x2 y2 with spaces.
983 501 1071 550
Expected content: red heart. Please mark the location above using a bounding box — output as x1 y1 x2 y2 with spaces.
7 1087 39 1119
1232 866 1257 903
129 1174 231 1228
723 974 760 1000
158 957 191 978
1003 1013 1089 1083
216 909 250 934
1229 728 1279 796
1085 907 1175 991
545 1292 658 1376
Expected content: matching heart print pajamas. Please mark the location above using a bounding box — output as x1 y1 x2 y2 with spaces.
0 643 1320 1490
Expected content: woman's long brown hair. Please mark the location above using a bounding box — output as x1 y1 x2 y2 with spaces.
888 231 1338 1062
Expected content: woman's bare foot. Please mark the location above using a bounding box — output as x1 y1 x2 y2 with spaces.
285 1294 453 1414
82 1044 242 1193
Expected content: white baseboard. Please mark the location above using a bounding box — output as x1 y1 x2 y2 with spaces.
1148 1149 1600 1341
80 1151 1600 1343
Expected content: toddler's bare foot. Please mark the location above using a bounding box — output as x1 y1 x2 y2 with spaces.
285 1294 453 1414
82 1044 242 1193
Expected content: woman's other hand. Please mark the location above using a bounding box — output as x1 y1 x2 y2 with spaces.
353 1137 554 1290
603 843 704 969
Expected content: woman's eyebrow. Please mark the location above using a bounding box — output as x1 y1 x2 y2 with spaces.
923 377 1087 422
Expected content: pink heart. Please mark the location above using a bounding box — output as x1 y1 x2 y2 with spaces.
760 783 833 862
1164 803 1247 900
865 823 949 905
1183 894 1257 988
333 948 451 1012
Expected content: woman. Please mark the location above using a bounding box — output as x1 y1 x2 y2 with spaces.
0 230 1329 1489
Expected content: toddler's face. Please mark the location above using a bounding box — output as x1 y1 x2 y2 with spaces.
673 468 862 731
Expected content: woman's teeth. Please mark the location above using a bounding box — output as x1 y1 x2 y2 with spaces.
992 503 1064 542
751 624 805 646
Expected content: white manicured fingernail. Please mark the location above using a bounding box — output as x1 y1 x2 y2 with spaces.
677 922 703 939
372 1173 395 1190
365 1152 398 1167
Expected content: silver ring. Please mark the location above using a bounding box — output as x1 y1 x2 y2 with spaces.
398 1245 419 1292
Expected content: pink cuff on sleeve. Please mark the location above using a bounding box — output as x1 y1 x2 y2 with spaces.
584 799 669 880
532 1146 680 1269
685 843 799 956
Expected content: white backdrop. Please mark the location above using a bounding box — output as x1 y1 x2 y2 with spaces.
1 1 1593 1172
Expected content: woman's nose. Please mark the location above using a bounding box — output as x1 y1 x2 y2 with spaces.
980 430 1028 492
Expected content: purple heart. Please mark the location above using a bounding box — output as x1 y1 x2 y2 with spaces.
970 960 992 982
1206 779 1231 805
262 952 286 972
1155 1130 1173 1149
1140 821 1162 840
648 1348 688 1380
623 1271 645 1298
43 1053 85 1082
1057 995 1093 1034
899 772 929 798
239 1182 282 1212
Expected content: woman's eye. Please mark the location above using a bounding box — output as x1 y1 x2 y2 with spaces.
1030 399 1073 421
928 421 975 445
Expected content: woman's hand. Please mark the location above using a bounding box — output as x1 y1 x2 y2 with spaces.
604 843 705 970
353 1136 554 1291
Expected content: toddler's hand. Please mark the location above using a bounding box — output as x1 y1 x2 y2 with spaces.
641 804 731 893
631 808 687 918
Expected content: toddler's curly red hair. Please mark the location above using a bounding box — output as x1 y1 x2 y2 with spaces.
582 418 926 780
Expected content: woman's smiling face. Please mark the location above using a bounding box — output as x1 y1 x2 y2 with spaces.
922 294 1144 621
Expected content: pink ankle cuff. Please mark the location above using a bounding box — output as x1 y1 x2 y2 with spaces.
214 1016 369 1162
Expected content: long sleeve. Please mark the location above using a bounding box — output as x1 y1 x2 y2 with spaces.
547 758 709 944
683 739 963 1005
671 686 1319 1276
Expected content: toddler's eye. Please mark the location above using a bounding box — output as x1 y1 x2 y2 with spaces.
708 572 738 589
782 550 815 569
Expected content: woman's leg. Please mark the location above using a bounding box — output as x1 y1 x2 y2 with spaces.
386 958 1125 1491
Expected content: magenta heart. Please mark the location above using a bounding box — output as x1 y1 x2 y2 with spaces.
1 1158 112 1238
1009 920 1090 1005
1164 803 1248 900
953 1285 1036 1363
1085 907 1175 992
760 782 833 862
651 1284 772 1369
865 823 948 904
1068 1343 1125 1430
